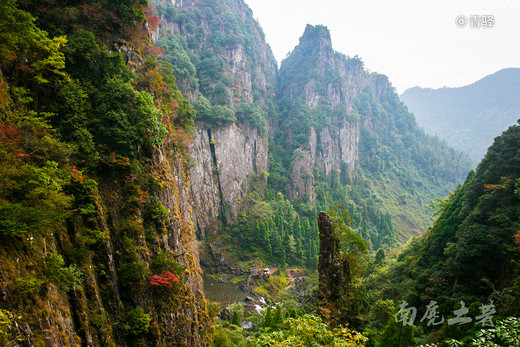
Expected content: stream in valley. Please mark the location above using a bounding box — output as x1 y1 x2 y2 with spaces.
202 274 249 306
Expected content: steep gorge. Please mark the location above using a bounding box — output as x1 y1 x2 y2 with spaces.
0 0 477 344
151 0 472 257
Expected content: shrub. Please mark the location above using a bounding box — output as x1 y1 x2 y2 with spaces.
90 308 107 329
126 306 151 336
44 252 83 291
0 309 12 345
14 276 44 295
118 262 147 287
149 202 169 223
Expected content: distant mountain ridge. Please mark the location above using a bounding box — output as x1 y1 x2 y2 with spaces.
400 68 520 162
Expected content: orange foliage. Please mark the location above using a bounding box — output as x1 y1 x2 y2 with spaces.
484 177 512 191
70 165 86 184
170 128 192 151
514 230 520 246
105 152 131 167
133 189 149 206
0 124 22 147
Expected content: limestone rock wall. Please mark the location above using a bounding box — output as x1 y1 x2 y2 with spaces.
189 123 268 234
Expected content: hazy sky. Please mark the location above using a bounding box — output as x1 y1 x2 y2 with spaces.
243 0 520 93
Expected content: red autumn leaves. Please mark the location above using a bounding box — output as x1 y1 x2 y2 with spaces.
149 271 179 288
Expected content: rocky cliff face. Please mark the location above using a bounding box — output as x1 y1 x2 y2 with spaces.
288 121 360 201
152 0 277 237
189 123 268 235
153 0 277 105
279 25 366 201
0 145 209 346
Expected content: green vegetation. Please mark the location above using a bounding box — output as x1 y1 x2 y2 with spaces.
359 122 520 345
218 191 320 269
2 0 517 345
0 0 207 344
126 306 151 336
44 252 83 291
0 310 12 345
154 0 275 134
252 314 367 346
210 310 367 346
212 24 472 279
447 316 520 346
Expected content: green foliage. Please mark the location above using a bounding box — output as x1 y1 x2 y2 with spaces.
274 26 472 252
0 0 201 344
90 308 107 329
378 318 416 347
446 317 520 346
372 299 395 329
252 314 367 346
0 0 69 88
328 204 367 258
154 0 275 136
210 325 247 347
157 61 197 136
14 276 43 295
90 77 167 157
0 159 72 238
0 309 12 345
126 306 151 336
223 189 320 268
231 311 240 326
44 252 83 291
193 94 236 125
235 102 267 135
156 34 197 83
118 261 147 287
151 250 185 282
149 201 169 223
362 124 520 345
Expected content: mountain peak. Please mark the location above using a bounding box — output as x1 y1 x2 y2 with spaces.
301 24 331 42
298 24 333 52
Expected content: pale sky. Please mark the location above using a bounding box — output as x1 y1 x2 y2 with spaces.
243 0 520 93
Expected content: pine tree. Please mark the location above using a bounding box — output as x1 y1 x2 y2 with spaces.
263 307 273 328
272 232 282 259
255 220 261 243
296 239 303 263
231 310 240 326
269 217 276 233
273 305 284 327
280 250 287 270
261 222 271 255
380 319 416 347
302 217 311 239
293 215 302 239
283 230 290 246
276 211 284 234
